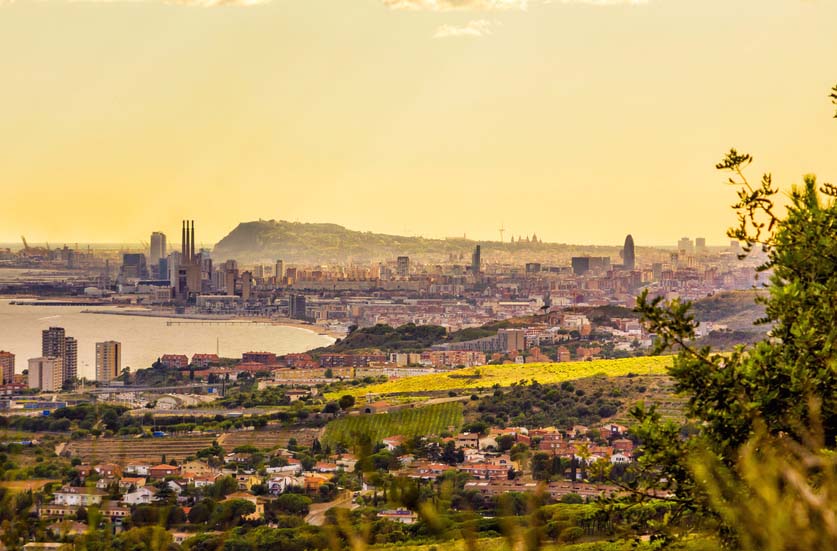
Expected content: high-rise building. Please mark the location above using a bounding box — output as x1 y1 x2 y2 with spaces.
0 351 15 385
289 294 307 320
275 260 285 284
623 235 636 270
396 256 410 277
695 237 707 255
471 245 481 275
95 341 121 384
64 337 77 384
677 237 694 255
120 253 149 280
571 256 611 276
241 271 253 301
149 232 167 265
42 327 77 386
28 357 63 392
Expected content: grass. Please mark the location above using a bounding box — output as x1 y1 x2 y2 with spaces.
0 480 58 493
328 356 672 400
322 402 464 447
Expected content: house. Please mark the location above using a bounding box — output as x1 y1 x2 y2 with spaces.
314 462 338 473
193 473 221 488
303 473 330 493
122 486 157 505
458 463 510 480
180 460 216 477
149 464 181 479
95 477 118 490
235 473 262 491
93 463 122 478
124 461 151 476
286 389 310 403
118 477 146 491
191 354 220 368
377 509 418 525
382 435 405 451
610 453 631 464
408 462 456 480
363 401 391 414
223 492 264 521
455 433 480 449
160 354 189 369
53 486 107 507
268 476 303 495
166 480 185 495
336 454 358 471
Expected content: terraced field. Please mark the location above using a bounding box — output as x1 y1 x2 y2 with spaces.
329 356 673 400
63 435 218 463
218 427 320 450
322 402 463 447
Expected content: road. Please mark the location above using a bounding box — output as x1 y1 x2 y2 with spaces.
304 490 355 526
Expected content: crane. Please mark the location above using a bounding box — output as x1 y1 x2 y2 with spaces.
21 236 29 251
498 225 505 243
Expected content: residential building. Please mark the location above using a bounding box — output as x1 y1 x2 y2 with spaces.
0 351 14 385
95 341 121 383
42 327 77 385
28 357 63 392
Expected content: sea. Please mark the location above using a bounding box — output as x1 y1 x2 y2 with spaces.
0 298 333 380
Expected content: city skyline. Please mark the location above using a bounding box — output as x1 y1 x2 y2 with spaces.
1 1 836 245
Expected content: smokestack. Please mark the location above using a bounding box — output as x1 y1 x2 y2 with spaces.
190 220 195 262
181 220 186 259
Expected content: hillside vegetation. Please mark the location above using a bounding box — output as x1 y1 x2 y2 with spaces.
329 356 672 399
212 219 628 264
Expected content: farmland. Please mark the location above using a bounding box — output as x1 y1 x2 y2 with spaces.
329 356 673 400
322 402 463 447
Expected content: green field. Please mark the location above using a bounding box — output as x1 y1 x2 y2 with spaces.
329 356 672 400
322 402 464 447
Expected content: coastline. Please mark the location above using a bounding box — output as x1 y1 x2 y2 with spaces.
78 308 346 341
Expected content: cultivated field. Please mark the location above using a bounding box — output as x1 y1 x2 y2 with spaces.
218 427 320 450
63 434 218 463
322 402 463 447
330 356 672 400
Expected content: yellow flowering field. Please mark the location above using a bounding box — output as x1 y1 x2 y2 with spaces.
328 356 672 400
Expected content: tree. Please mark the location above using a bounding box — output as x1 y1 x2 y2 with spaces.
632 138 837 547
275 493 312 515
338 395 356 410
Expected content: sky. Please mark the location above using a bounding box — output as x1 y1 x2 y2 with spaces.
0 0 835 248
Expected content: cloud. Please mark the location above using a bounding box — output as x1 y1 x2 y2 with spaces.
384 0 529 11
384 0 647 10
434 19 496 38
1 0 267 5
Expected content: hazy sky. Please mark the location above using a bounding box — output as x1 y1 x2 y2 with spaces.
1 0 835 248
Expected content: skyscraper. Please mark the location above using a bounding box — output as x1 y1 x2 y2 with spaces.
95 341 122 384
289 294 307 320
471 245 481 275
275 259 285 284
42 327 77 386
0 351 15 385
149 231 167 265
623 234 636 270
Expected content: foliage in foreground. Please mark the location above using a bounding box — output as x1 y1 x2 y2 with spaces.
632 141 837 548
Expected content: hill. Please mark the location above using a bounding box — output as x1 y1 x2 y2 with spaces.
212 219 632 264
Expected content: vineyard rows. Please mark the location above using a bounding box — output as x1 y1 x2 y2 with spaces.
322 402 463 447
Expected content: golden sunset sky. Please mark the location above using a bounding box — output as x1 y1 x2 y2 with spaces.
1 0 835 247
